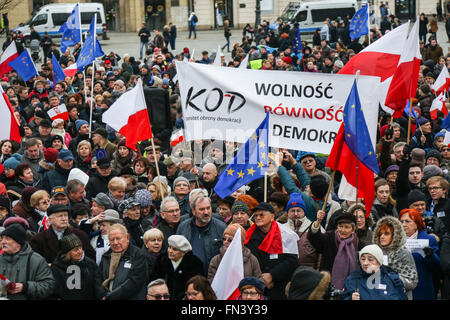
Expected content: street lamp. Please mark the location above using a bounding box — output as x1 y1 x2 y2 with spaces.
255 0 261 27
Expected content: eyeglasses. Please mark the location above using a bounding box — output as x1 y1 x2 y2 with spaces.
428 186 442 191
222 237 233 243
241 291 259 297
302 159 314 164
149 294 170 300
442 149 450 152
175 183 189 187
165 208 180 214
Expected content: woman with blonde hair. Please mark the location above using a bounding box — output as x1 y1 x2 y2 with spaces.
142 228 165 277
28 189 51 233
147 181 168 213
107 177 127 211
75 140 92 174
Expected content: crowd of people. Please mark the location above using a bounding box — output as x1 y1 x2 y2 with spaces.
0 9 449 301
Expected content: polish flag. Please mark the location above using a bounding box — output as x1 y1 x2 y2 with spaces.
211 227 244 300
431 66 450 95
385 19 421 117
0 86 21 143
430 92 448 120
0 41 19 77
63 62 78 77
102 78 153 151
170 129 184 147
47 104 69 121
339 23 409 109
40 214 50 230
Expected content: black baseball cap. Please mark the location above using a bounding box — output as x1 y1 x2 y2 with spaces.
51 186 67 197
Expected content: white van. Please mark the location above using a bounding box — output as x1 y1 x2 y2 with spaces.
281 0 358 35
13 2 107 44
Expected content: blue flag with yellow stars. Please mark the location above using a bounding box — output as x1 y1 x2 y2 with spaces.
8 50 37 82
59 3 81 53
77 15 104 71
214 112 270 198
344 79 379 174
293 27 302 53
52 53 66 85
349 5 369 40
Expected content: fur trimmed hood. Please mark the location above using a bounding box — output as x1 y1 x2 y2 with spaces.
372 216 406 255
39 159 55 171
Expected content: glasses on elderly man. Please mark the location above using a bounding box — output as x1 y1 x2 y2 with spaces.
149 294 170 300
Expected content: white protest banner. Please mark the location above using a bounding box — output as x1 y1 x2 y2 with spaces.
176 61 381 154
405 239 429 257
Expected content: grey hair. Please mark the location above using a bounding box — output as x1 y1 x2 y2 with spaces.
191 195 211 211
189 188 208 204
393 141 406 152
147 278 167 290
160 196 178 212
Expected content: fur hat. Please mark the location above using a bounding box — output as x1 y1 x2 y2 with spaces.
231 200 250 215
1 224 27 246
373 216 406 253
92 192 114 209
59 234 83 256
423 164 442 181
135 189 152 207
287 266 331 300
408 189 427 206
167 235 192 253
360 244 384 265
2 216 30 230
285 193 306 212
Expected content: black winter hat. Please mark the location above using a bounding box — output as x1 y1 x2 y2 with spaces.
288 266 331 300
309 175 329 199
1 224 27 246
59 234 83 255
407 189 427 206
252 202 275 214
47 204 69 216
93 127 108 139
238 277 265 293
426 149 442 163
0 195 11 215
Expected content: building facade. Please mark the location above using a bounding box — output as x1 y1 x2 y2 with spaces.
3 0 448 34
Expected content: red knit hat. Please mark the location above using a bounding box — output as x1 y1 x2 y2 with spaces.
379 124 388 138
283 56 293 65
44 147 59 163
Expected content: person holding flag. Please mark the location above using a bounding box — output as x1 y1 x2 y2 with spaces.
77 15 104 72
59 3 81 54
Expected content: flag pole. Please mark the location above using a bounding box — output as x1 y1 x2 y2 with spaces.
355 70 360 204
189 143 200 188
88 13 97 139
321 171 335 211
150 137 164 196
264 171 268 202
407 97 413 144
78 2 83 46
367 4 371 46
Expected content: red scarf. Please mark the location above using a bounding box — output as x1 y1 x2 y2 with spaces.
244 220 283 254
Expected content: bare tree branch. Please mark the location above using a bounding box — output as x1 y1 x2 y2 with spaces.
0 0 20 13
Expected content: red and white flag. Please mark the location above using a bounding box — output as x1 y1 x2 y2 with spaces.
431 65 450 95
170 129 184 147
385 19 421 117
0 86 20 143
63 62 78 77
0 41 19 77
430 92 448 120
40 214 50 230
339 22 409 111
102 78 153 151
211 227 244 300
47 104 69 121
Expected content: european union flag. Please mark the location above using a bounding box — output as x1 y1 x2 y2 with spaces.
214 113 270 198
59 3 81 53
403 100 418 119
293 27 303 53
349 5 369 40
52 53 66 85
442 112 450 131
257 45 278 53
344 80 379 174
77 15 104 71
8 50 37 82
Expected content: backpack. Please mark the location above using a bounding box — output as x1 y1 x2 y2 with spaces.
193 15 198 23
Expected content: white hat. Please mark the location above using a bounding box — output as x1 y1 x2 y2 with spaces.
68 168 89 186
359 244 384 265
168 235 192 253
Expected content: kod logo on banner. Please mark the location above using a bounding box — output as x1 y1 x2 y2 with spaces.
185 87 246 114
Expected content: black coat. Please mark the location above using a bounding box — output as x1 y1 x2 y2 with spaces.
155 218 179 252
123 217 153 248
51 255 105 300
85 171 115 200
99 244 148 300
151 250 204 300
245 227 298 300
431 197 450 232
29 226 96 264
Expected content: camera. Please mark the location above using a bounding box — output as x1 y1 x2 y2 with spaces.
384 127 393 140
424 216 435 235
324 283 342 300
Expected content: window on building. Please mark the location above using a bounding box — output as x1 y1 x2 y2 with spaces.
171 0 179 6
